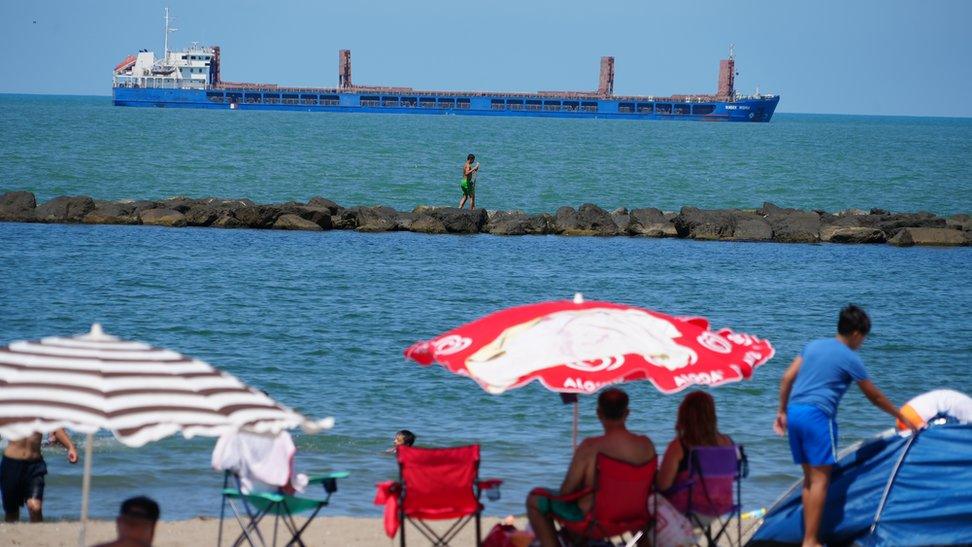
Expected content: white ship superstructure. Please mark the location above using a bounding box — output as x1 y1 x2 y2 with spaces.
113 8 215 90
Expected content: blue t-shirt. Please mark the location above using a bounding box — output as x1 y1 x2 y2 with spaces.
788 338 869 417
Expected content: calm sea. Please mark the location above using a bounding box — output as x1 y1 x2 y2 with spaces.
0 95 969 521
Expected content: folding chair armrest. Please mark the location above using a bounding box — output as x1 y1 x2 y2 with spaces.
528 486 593 503
307 471 350 483
478 478 503 490
661 479 695 497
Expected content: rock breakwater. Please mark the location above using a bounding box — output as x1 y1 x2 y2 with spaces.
1 191 968 247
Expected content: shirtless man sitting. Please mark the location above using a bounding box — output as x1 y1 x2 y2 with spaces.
526 388 656 547
2 429 78 522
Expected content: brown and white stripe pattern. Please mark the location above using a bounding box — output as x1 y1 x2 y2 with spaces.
0 324 332 447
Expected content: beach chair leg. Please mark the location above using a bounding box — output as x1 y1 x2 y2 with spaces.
228 499 268 547
475 511 481 547
284 504 322 547
218 494 227 547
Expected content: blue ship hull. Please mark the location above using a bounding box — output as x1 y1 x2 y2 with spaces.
112 87 779 122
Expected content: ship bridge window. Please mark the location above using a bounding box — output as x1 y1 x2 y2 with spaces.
525 99 541 111
692 104 714 115
655 103 672 114
507 99 523 110
456 98 470 109
581 101 597 112
563 101 579 111
321 94 339 106
419 97 436 108
618 102 635 113
401 97 417 107
637 103 653 113
382 97 399 107
491 99 505 110
361 95 380 107
438 98 455 109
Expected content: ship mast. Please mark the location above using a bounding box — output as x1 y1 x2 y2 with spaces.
162 7 178 63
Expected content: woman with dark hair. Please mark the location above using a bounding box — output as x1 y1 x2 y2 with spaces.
656 391 733 511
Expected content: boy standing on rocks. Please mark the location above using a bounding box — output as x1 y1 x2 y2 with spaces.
774 304 918 547
459 154 479 210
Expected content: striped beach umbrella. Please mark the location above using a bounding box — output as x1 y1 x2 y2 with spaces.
0 323 333 545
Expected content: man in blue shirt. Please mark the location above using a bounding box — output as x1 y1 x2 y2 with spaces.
774 305 918 547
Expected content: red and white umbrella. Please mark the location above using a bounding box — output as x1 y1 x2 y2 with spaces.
0 324 333 545
405 294 774 444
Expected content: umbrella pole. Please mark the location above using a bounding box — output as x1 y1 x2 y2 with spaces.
572 401 579 450
78 432 94 547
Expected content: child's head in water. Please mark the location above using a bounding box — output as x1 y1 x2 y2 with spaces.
394 430 416 448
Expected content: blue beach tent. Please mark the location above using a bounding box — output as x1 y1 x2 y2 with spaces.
748 424 972 546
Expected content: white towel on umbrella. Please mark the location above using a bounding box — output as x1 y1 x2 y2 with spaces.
212 430 307 494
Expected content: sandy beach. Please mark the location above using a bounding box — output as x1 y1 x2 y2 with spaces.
0 516 530 546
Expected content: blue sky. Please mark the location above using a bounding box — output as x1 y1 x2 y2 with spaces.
1 0 970 116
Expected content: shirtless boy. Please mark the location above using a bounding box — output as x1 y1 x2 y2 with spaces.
526 388 655 547
2 429 78 522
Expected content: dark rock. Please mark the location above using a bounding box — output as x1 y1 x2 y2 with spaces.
821 226 887 244
858 212 946 233
34 195 95 223
611 213 631 234
729 212 773 241
610 207 629 216
139 208 186 227
870 208 890 215
409 214 447 234
555 204 618 236
395 212 415 231
674 207 734 240
630 208 667 226
273 214 323 231
432 207 487 234
0 191 37 221
341 206 399 232
183 206 223 227
947 214 971 232
889 227 965 247
157 196 204 213
83 201 138 225
763 202 821 243
233 205 283 229
306 196 344 215
211 214 244 229
486 211 553 235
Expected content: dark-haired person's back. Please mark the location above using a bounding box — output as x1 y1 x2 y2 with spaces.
93 496 159 547
526 388 655 547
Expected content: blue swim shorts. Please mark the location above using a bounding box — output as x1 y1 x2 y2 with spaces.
787 403 839 466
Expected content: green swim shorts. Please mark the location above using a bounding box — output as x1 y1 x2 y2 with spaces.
460 179 475 197
536 495 585 522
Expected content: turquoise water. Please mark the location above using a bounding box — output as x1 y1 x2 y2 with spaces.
1 95 970 214
0 95 970 521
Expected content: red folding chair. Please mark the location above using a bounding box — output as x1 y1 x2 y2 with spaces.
531 453 657 545
395 444 502 546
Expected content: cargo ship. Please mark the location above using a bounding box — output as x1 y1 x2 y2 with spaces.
112 9 779 122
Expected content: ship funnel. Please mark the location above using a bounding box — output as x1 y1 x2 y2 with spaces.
339 49 352 88
597 56 615 96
